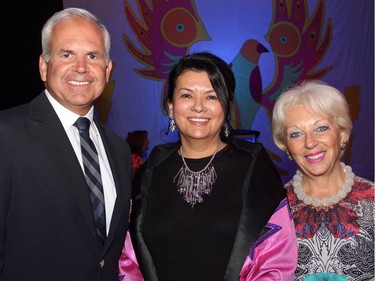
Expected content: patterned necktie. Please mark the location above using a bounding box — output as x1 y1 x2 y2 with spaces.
74 117 106 246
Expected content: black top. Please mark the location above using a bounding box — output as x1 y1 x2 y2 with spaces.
130 138 286 281
143 145 250 281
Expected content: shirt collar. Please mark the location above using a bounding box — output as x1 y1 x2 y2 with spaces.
44 89 95 131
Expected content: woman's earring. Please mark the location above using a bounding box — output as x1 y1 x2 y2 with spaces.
340 142 346 150
224 122 230 138
169 118 176 132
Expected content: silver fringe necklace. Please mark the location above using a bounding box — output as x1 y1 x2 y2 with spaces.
173 141 221 208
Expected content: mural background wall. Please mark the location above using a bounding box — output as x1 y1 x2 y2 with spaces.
62 0 374 182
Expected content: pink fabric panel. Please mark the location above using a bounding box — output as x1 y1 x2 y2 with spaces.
239 200 297 281
118 231 144 281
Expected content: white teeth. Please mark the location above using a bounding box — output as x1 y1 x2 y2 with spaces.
307 152 325 160
68 81 90 85
189 118 208 122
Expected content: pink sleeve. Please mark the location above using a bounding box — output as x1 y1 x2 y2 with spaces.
239 199 297 281
118 231 144 281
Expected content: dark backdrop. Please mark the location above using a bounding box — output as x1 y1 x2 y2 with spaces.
3 0 63 110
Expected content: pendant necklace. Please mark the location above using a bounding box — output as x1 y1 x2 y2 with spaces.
173 141 221 208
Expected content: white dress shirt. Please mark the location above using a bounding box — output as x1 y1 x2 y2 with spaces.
45 90 116 235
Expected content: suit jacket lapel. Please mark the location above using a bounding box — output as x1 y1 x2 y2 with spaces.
224 166 264 281
95 121 126 250
224 191 280 281
224 140 286 280
29 93 99 244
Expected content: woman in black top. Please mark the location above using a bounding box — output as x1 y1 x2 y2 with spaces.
119 52 297 281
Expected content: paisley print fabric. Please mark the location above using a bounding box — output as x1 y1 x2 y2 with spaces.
285 175 374 281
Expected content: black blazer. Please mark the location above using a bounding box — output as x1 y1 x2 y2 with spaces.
130 138 286 281
0 92 132 281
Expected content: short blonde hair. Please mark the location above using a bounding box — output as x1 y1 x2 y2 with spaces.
271 80 352 152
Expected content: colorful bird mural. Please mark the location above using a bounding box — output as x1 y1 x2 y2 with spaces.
123 0 210 113
230 39 269 129
124 0 333 129
232 0 333 130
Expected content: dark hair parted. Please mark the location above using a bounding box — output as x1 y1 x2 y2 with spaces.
166 52 235 121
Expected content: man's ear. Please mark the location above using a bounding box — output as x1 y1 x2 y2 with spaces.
105 59 113 83
39 55 48 82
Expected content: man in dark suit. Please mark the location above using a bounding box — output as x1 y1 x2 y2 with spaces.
0 8 132 280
